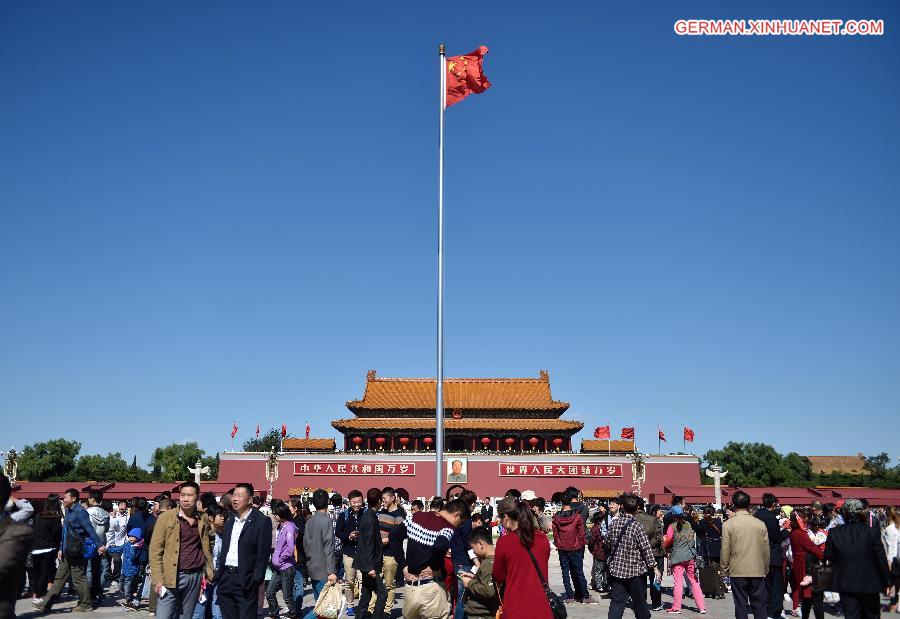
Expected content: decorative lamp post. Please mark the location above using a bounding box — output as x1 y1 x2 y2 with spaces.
352 436 363 450
626 452 647 498
265 447 279 506
704 462 728 509
552 437 563 452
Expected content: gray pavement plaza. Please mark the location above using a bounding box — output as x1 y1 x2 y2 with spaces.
14 552 880 619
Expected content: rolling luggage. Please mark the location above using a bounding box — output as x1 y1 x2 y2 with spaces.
698 565 719 597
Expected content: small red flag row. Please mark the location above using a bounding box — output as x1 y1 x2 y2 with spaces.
592 426 696 442
230 423 305 440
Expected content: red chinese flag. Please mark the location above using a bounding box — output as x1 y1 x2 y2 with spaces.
658 429 667 442
305 422 311 440
684 426 695 442
281 424 287 438
621 427 635 440
446 46 492 107
231 422 238 439
594 425 611 439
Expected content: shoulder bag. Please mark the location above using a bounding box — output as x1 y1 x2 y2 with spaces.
524 543 567 619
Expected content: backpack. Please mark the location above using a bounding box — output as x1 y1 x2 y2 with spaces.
82 536 97 560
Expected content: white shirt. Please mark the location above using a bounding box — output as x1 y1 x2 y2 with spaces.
225 510 252 567
883 522 900 563
108 512 129 547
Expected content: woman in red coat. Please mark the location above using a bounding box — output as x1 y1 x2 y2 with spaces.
789 510 826 619
493 496 553 619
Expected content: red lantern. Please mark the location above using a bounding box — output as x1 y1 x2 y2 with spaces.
552 438 563 447
375 437 386 445
423 437 434 446
352 436 363 446
504 438 515 446
481 437 491 446
528 437 539 446
399 437 410 445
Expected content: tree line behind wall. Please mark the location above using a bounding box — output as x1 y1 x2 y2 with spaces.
14 438 220 483
701 441 900 489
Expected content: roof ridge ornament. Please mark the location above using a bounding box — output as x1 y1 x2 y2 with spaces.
366 369 377 382
539 370 549 382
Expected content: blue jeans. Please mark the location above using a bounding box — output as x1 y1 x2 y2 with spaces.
191 582 222 619
558 548 587 600
453 563 471 619
301 579 326 619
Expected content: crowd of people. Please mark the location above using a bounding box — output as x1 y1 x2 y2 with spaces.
1 474 899 619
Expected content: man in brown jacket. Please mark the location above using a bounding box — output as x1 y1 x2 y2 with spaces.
720 491 769 619
150 482 215 619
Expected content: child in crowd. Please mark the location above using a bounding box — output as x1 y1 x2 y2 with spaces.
106 528 144 610
799 515 828 587
459 526 498 619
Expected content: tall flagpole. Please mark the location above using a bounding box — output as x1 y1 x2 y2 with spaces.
435 43 446 499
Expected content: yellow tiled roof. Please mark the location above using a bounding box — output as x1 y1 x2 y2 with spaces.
347 370 569 411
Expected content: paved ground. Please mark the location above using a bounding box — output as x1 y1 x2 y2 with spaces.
14 553 885 619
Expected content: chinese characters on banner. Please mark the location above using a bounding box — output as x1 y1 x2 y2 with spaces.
293 461 416 476
498 463 623 478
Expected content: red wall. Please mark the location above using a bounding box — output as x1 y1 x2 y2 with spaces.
217 453 700 500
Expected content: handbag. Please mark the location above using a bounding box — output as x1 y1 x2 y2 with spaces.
312 582 344 619
811 560 833 593
524 544 567 619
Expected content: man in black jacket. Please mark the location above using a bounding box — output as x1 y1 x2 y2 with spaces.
0 476 33 619
216 484 273 619
354 489 387 619
825 499 892 619
754 493 789 619
336 490 364 608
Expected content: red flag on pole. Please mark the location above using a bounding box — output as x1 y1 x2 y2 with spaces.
684 426 695 442
281 424 287 438
658 428 667 442
621 427 635 440
445 46 492 107
305 422 311 440
255 424 260 438
594 425 611 439
231 422 238 439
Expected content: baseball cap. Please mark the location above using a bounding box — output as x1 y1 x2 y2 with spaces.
520 490 537 501
669 505 685 516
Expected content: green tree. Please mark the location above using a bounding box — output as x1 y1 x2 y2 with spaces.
202 453 220 481
18 439 82 481
71 452 132 482
242 427 288 453
148 442 218 482
863 452 890 476
702 442 812 487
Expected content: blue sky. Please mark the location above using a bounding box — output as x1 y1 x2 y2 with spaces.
2 1 898 469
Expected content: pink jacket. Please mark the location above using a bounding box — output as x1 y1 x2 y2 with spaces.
271 521 297 571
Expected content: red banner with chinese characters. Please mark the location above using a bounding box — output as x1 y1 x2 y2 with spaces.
293 461 416 476
498 463 623 478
